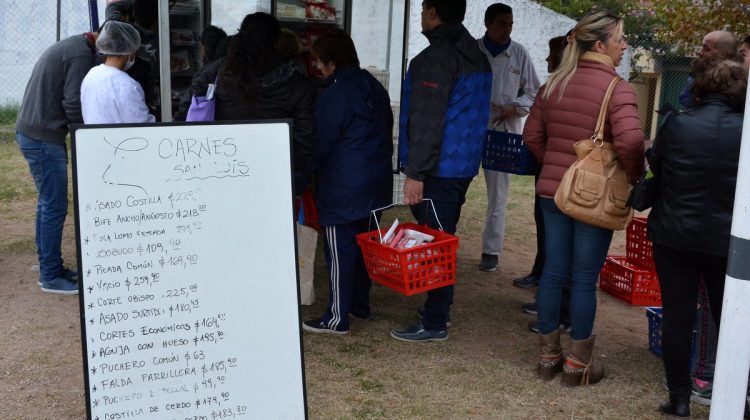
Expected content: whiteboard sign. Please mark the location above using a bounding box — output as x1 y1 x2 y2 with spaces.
71 122 306 420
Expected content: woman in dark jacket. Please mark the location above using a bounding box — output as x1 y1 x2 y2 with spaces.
301 29 393 335
189 13 315 194
648 58 747 418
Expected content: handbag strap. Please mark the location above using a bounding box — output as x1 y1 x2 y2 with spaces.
591 77 621 142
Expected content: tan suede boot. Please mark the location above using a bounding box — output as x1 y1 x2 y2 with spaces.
560 335 605 387
537 329 563 381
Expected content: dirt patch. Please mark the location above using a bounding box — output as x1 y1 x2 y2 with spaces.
0 138 709 419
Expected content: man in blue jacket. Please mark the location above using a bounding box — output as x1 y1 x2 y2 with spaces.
391 0 492 342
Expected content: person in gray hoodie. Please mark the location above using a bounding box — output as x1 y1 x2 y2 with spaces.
15 30 99 294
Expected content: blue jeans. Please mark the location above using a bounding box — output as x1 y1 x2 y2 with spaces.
16 132 69 282
536 198 613 340
411 177 472 331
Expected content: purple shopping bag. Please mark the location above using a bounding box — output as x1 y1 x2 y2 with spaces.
185 79 217 122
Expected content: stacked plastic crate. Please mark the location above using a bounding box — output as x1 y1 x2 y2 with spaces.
599 217 662 306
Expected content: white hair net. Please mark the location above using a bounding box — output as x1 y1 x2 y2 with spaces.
96 20 141 55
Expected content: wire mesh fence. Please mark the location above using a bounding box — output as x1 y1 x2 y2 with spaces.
0 0 94 125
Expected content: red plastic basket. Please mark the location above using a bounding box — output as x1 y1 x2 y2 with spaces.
356 222 458 296
600 256 662 306
626 217 655 271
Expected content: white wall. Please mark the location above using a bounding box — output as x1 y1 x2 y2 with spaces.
407 0 575 85
406 0 630 84
350 0 407 99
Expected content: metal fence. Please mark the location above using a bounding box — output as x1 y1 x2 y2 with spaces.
0 1 94 125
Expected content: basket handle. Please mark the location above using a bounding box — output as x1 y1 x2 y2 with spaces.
491 120 508 133
369 199 444 243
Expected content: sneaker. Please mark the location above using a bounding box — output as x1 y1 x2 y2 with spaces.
528 321 570 334
390 322 447 342
40 276 79 295
416 306 452 328
63 266 79 281
38 266 78 287
479 253 498 272
521 302 537 315
302 319 348 335
512 274 539 289
691 378 712 406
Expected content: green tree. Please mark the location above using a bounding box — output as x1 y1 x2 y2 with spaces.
535 0 750 55
652 0 750 54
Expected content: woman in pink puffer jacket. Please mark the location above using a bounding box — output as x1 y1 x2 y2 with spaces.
522 10 645 389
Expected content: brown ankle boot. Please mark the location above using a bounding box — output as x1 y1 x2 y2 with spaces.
561 335 605 387
537 329 563 380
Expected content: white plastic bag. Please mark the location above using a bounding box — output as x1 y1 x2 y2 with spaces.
296 223 317 305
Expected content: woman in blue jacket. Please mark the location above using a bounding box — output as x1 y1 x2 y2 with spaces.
302 29 393 335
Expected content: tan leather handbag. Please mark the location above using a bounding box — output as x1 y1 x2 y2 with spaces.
553 77 633 231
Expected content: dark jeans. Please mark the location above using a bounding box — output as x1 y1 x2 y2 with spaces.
410 176 472 331
653 244 726 396
321 217 372 331
16 132 69 282
536 198 613 339
692 280 718 382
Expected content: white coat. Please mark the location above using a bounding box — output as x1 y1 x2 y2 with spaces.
81 64 155 124
477 38 540 134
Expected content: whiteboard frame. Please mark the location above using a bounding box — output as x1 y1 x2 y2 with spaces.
70 120 308 420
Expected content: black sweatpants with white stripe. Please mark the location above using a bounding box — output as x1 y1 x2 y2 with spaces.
322 217 372 331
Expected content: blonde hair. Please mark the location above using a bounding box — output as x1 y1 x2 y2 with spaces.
543 11 622 100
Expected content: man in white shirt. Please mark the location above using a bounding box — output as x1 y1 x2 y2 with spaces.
478 3 540 272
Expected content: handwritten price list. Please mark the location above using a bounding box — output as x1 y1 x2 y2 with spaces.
81 189 249 420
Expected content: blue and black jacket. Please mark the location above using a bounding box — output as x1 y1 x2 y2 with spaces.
399 22 492 181
313 67 394 226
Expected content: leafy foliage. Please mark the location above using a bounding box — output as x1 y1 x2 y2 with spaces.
534 0 750 56
651 0 750 54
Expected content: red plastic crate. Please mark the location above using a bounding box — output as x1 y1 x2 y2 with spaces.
356 223 458 296
626 217 655 271
600 256 662 306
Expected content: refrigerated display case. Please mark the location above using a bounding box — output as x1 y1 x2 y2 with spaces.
271 0 351 77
